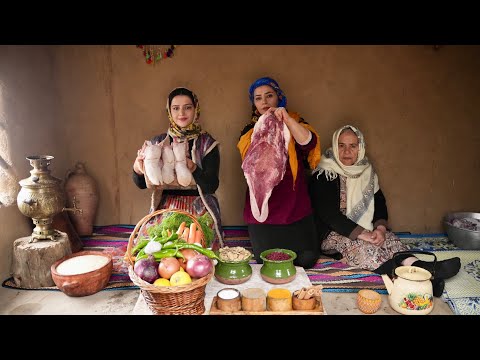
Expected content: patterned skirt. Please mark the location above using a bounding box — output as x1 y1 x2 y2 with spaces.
321 230 409 271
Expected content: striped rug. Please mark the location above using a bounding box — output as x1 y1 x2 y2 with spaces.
2 225 385 292
6 225 470 306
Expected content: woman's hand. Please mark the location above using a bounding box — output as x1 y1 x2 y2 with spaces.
267 107 310 144
273 107 294 125
358 228 385 247
370 228 386 247
133 144 146 175
186 158 197 173
357 229 374 243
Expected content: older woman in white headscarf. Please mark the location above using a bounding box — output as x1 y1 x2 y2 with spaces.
310 125 460 296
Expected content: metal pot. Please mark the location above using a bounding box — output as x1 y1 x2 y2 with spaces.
17 155 80 242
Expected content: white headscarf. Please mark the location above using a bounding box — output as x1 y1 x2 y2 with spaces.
313 125 379 230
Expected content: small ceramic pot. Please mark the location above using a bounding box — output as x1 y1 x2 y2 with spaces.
214 254 253 285
51 251 112 297
260 248 297 284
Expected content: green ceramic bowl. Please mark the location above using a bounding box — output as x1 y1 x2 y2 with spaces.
260 248 297 284
214 254 253 285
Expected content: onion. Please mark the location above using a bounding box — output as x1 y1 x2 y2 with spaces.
178 249 198 270
158 257 180 279
134 255 160 283
144 241 162 255
186 254 213 278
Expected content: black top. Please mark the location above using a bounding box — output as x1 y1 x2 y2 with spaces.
132 136 220 196
309 173 388 243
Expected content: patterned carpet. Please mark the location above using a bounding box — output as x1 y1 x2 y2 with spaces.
306 259 386 293
3 226 479 315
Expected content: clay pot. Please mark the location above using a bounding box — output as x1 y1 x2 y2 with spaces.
260 248 297 284
52 212 84 253
51 250 112 297
64 162 98 236
214 254 253 285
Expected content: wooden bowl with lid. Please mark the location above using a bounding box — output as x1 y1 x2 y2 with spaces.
357 289 382 314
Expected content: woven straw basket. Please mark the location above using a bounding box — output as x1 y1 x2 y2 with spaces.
126 209 214 315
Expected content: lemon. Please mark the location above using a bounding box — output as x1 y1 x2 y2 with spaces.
170 271 192 286
153 278 171 287
179 266 185 272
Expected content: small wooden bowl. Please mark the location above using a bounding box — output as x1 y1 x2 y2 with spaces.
51 251 112 297
357 289 382 314
241 288 266 311
216 288 242 312
267 288 292 311
292 295 317 310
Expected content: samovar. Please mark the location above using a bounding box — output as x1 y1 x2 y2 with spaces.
17 155 81 242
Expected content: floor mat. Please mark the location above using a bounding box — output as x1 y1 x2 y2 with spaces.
306 258 387 294
5 226 477 315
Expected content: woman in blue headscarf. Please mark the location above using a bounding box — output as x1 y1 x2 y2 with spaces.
237 76 322 269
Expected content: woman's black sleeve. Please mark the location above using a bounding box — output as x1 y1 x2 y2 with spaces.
132 170 147 189
192 146 220 194
373 188 388 224
310 175 359 238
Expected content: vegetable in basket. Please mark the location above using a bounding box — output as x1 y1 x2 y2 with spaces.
134 255 160 283
146 212 215 247
162 242 219 260
131 238 149 256
186 254 213 278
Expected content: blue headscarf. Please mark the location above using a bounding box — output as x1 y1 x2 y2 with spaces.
248 77 287 108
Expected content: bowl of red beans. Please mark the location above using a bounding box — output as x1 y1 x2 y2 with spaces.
259 248 297 284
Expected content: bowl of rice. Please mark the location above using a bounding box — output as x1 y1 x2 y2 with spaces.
51 250 113 297
444 212 480 250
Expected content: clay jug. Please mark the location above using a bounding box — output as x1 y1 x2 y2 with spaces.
64 162 98 236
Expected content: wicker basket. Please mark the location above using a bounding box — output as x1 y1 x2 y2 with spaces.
126 209 213 315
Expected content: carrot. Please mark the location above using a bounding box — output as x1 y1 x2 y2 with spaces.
194 229 203 246
181 227 190 241
188 223 197 243
176 222 186 235
167 229 171 237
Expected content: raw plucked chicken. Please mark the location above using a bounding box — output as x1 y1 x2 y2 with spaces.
241 112 290 222
172 140 192 186
161 138 176 184
143 140 164 185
